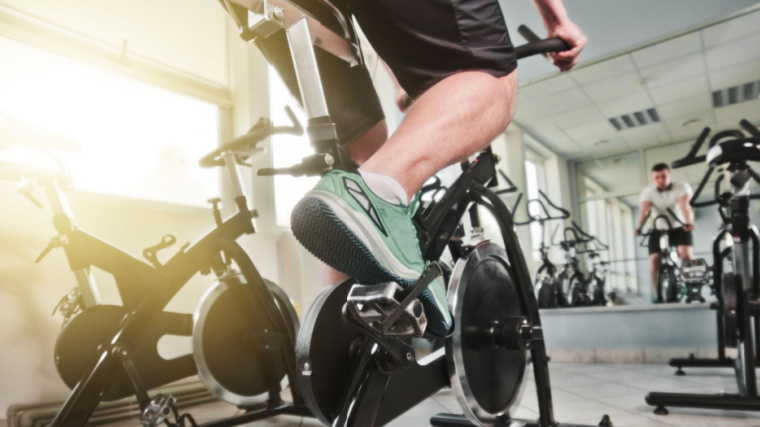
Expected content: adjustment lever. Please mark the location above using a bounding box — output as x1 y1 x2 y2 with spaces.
142 235 177 269
35 235 67 263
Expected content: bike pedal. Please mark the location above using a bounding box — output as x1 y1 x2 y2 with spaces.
347 282 427 337
140 394 175 427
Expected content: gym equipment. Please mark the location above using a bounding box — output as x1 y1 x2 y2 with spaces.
1 109 305 427
553 225 593 306
571 222 610 306
646 119 760 415
637 209 687 303
217 3 611 423
512 189 571 308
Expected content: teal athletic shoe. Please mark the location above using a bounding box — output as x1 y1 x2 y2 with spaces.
291 169 453 337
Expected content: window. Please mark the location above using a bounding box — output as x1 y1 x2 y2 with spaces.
524 150 548 260
269 67 319 227
0 36 219 207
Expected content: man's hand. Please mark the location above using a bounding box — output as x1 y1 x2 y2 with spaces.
634 228 641 237
547 21 586 71
683 223 694 232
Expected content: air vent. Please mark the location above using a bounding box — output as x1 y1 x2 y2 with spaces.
608 108 660 131
713 80 760 108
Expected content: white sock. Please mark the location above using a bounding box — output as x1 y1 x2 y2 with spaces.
358 170 408 205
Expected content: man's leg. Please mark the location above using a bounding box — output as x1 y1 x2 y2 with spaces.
650 253 662 300
322 120 390 287
677 245 694 262
360 71 518 200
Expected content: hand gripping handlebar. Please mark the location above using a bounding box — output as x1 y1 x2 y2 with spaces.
515 25 571 60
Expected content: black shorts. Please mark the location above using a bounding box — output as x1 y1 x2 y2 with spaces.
257 0 517 145
648 228 694 255
255 30 385 146
345 0 518 99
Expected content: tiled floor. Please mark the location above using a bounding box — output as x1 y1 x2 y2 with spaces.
121 362 760 426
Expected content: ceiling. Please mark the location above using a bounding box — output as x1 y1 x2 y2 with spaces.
514 7 760 161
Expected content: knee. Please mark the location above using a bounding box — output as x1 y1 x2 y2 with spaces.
678 246 694 260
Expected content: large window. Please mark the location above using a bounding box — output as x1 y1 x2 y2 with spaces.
524 149 548 260
0 36 219 207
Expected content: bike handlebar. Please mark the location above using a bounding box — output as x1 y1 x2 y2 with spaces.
671 127 710 169
199 106 303 168
513 188 571 226
515 25 571 60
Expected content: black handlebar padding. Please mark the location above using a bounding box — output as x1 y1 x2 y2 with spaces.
708 129 746 148
740 119 760 138
515 38 570 59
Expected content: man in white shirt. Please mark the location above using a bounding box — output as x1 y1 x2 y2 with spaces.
634 163 695 303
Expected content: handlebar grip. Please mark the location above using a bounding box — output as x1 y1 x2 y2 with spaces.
515 38 571 60
671 127 710 169
708 129 745 148
740 119 760 138
538 189 571 219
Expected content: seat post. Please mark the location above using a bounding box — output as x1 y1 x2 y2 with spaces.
286 17 346 167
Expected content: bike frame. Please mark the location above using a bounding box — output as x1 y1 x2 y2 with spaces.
1 151 303 426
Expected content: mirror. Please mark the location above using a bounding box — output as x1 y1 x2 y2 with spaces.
513 7 760 306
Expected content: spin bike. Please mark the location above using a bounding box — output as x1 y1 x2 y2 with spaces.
221 1 612 425
554 224 593 307
637 210 687 303
646 119 760 415
1 110 306 426
570 223 609 307
512 190 571 308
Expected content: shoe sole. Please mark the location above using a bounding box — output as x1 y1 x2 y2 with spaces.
291 197 452 337
292 197 403 286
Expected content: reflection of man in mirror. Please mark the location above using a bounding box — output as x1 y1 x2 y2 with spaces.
634 163 694 302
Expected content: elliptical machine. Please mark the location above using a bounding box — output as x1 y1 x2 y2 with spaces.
646 119 760 415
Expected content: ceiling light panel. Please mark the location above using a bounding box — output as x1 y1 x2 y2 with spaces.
608 108 661 131
712 80 760 108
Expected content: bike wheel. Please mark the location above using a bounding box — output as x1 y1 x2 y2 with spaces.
534 267 555 308
193 249 299 407
567 274 586 306
661 266 679 303
722 272 739 348
555 272 571 307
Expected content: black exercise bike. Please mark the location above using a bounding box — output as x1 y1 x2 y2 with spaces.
215 1 612 425
638 210 687 303
512 190 571 308
1 109 306 427
646 118 760 415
